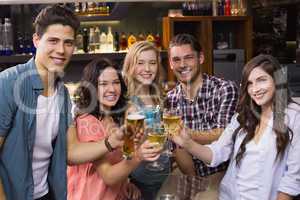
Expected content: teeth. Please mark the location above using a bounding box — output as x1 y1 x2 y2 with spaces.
105 95 117 101
52 58 65 65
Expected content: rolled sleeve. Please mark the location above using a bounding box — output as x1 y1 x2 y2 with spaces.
278 110 300 196
206 114 239 167
216 81 238 128
0 72 16 136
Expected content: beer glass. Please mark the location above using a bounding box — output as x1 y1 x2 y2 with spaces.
163 107 182 156
163 107 182 136
123 112 145 159
145 125 166 171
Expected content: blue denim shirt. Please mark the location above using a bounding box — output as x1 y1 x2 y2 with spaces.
0 58 72 200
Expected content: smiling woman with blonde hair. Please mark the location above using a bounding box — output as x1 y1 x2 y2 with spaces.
122 41 163 106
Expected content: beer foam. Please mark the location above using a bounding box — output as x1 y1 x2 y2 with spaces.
127 113 145 120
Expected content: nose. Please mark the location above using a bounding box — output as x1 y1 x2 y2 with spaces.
56 42 65 54
145 63 151 71
107 83 116 92
251 83 261 94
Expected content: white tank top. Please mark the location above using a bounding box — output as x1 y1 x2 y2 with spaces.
33 89 60 199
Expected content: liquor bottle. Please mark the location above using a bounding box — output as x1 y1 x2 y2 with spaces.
94 26 100 52
155 33 161 50
3 18 13 56
137 32 145 41
106 26 114 52
89 27 96 53
114 32 119 52
120 32 127 51
100 31 107 52
75 30 83 53
218 0 224 16
146 32 155 43
212 0 218 16
0 20 3 56
83 28 89 53
225 0 231 16
127 32 137 48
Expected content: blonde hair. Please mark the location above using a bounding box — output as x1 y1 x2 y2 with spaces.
122 41 163 105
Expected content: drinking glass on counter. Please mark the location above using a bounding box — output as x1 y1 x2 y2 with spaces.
123 112 145 159
145 125 166 171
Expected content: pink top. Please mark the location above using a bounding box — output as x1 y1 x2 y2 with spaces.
67 114 125 200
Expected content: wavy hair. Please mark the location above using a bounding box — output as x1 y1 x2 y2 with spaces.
74 57 127 125
232 54 294 166
122 41 163 105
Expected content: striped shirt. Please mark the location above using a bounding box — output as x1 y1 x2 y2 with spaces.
167 73 238 176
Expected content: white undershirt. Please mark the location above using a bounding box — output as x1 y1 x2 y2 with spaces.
236 124 272 200
33 89 60 199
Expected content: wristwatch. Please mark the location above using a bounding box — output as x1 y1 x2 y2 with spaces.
104 137 115 152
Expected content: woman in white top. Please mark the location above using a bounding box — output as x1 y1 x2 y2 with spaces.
172 54 300 200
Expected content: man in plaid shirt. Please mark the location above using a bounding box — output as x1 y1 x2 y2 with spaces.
166 33 238 198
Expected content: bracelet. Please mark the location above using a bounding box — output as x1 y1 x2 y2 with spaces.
104 137 115 152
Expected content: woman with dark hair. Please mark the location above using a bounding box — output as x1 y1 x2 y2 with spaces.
172 54 300 200
67 58 162 200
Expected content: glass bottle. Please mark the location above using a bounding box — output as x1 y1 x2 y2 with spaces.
120 32 127 51
225 0 231 16
127 32 137 48
114 32 119 52
100 31 107 52
106 26 114 52
146 32 155 43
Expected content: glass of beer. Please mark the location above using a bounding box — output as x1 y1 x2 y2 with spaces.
163 107 182 137
163 107 182 156
123 112 145 159
146 124 166 171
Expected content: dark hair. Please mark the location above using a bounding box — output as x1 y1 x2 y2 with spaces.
74 58 127 125
232 54 294 166
169 33 202 53
33 4 80 37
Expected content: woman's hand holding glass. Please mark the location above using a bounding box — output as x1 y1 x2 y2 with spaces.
135 140 163 162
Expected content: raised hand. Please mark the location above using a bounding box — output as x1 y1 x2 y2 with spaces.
171 126 193 149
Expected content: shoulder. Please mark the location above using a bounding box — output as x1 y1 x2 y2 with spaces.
286 103 300 123
166 84 181 99
206 74 238 92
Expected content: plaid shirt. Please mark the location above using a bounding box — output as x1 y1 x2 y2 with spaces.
167 74 238 176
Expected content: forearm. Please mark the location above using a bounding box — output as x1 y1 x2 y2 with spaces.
67 139 109 165
97 155 141 186
276 192 293 200
190 128 223 145
183 139 213 165
174 148 196 175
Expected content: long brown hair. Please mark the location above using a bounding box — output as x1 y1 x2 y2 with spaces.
232 54 293 166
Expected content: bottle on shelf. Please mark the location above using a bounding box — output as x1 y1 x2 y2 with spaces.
137 32 145 41
238 0 247 15
94 26 100 53
89 27 96 53
100 30 107 52
146 32 155 44
225 0 231 16
231 0 238 16
83 28 89 53
75 29 84 53
155 33 161 50
3 18 14 56
127 32 137 49
212 0 218 16
0 20 4 56
120 32 127 51
218 0 224 16
106 26 114 52
114 32 119 52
